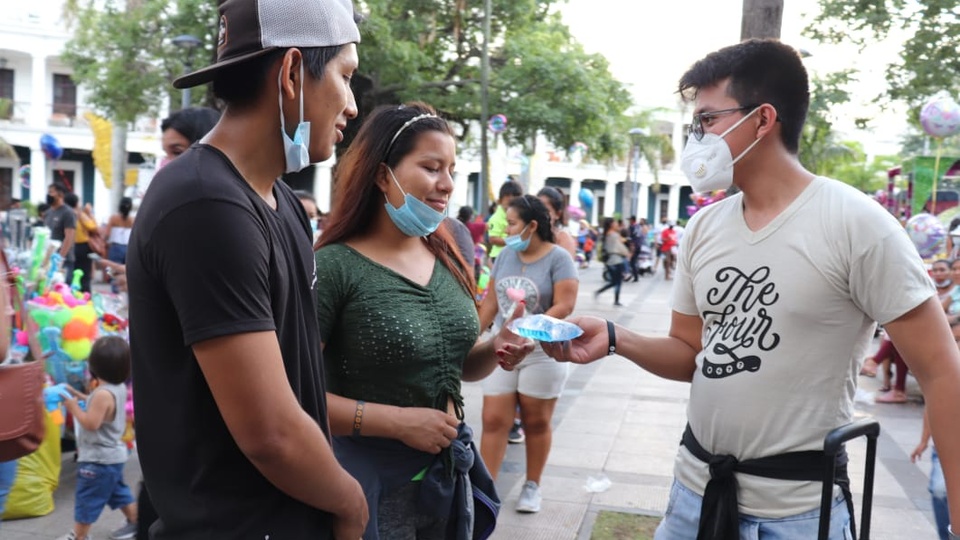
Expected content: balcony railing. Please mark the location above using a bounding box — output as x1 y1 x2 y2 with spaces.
0 100 158 132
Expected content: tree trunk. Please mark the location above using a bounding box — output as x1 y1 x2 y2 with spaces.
741 0 783 40
110 123 127 213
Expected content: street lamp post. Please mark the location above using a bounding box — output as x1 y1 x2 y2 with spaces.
172 34 203 109
628 127 647 218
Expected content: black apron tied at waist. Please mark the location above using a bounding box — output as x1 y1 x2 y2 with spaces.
680 424 856 540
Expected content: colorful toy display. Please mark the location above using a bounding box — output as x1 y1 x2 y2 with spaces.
1 206 134 523
476 265 491 302
42 383 72 426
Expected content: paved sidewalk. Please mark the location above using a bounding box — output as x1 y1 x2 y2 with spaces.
4 265 938 539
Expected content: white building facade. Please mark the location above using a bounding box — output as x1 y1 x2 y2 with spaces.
0 2 694 227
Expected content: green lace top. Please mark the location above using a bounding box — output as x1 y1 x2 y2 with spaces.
315 244 479 416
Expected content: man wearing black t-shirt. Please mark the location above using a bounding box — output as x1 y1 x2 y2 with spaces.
43 182 76 274
127 0 367 538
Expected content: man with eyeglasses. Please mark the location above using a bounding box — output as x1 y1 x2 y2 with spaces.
541 39 960 539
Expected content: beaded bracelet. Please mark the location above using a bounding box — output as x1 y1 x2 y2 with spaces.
352 400 365 437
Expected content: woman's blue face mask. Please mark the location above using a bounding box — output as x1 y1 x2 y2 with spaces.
504 224 531 251
383 167 445 237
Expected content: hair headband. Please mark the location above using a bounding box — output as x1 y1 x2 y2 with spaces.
385 113 438 158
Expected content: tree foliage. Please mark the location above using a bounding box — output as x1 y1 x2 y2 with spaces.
62 0 219 123
821 142 898 193
62 0 168 124
799 70 854 175
808 0 960 115
797 70 896 192
352 0 632 163
64 0 632 169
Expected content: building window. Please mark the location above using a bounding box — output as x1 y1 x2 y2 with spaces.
0 69 13 120
52 74 77 119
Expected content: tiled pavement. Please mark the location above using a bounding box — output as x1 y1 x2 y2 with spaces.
4 266 939 539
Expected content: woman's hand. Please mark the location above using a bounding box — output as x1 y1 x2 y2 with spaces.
394 407 460 454
493 302 536 371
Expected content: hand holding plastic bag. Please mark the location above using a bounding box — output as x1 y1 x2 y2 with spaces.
508 314 583 342
493 302 536 371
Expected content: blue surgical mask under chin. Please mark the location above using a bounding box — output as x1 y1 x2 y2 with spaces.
279 62 311 174
383 168 445 237
504 225 531 251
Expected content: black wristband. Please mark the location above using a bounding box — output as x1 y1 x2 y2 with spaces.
606 320 616 356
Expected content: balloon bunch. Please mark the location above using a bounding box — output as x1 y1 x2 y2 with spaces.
686 189 728 217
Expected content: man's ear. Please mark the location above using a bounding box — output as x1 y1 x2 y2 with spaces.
278 48 303 101
757 103 779 137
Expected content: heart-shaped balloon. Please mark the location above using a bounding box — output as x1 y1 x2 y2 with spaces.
506 287 526 302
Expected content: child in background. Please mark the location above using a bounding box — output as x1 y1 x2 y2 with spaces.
59 336 137 540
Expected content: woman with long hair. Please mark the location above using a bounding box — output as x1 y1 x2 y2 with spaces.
537 186 577 259
314 102 534 539
595 217 629 306
104 197 134 265
478 194 579 514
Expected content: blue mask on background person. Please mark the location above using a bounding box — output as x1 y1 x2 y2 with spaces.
384 167 445 237
504 225 531 251
279 62 311 173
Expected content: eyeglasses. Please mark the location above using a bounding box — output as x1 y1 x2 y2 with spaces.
688 104 760 141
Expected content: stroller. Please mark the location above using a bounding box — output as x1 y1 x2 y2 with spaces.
633 244 654 277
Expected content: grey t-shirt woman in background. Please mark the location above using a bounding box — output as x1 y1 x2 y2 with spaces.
477 194 579 514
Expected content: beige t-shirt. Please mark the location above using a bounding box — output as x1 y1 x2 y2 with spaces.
671 176 934 518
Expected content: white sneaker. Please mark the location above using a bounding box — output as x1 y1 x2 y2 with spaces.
56 532 90 540
516 480 542 513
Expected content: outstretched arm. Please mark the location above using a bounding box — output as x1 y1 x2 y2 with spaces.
540 310 701 382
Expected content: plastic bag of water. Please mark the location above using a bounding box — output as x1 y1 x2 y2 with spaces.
508 314 583 342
